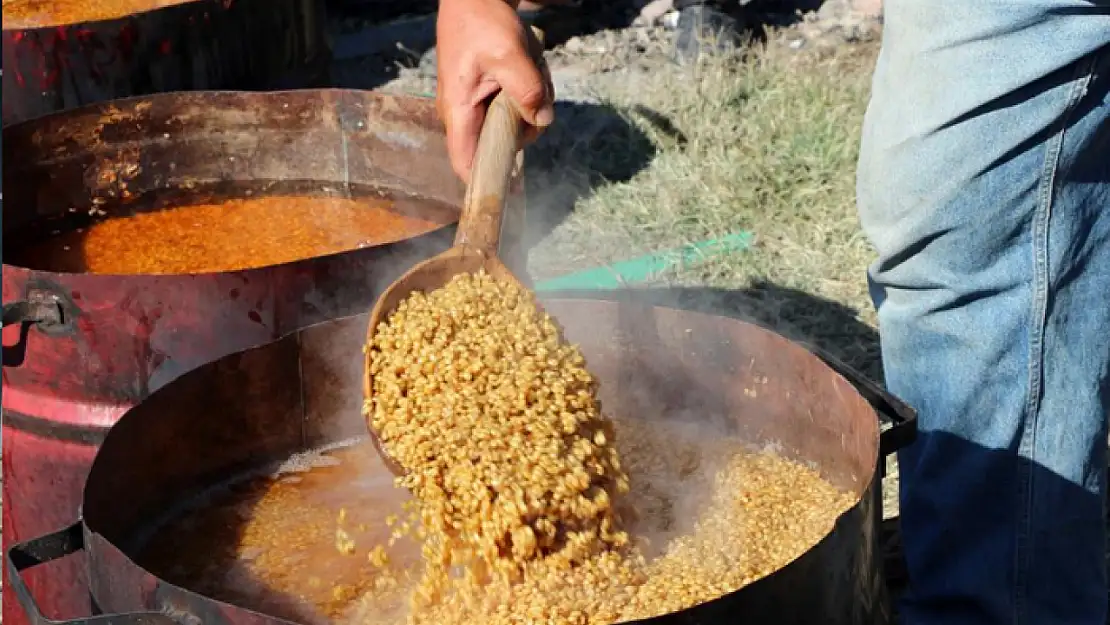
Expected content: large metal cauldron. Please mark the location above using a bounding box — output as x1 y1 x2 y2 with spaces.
2 0 330 125
6 299 915 625
1 89 529 625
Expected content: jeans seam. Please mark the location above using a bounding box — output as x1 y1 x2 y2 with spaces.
1013 55 1099 625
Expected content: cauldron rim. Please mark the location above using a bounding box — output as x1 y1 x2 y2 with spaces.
0 88 441 130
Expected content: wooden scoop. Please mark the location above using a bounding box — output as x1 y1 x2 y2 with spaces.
363 87 530 476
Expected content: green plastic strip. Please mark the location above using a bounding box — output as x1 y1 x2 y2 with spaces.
533 231 754 292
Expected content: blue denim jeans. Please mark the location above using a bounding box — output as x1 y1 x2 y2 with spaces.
856 2 1110 624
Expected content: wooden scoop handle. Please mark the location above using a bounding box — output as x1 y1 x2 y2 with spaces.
455 26 546 255
455 91 524 253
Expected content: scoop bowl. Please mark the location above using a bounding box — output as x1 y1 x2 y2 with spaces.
362 88 529 476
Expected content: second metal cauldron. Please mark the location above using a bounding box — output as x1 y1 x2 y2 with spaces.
7 298 915 625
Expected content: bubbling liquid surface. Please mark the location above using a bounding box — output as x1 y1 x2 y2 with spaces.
138 421 856 625
7 193 453 275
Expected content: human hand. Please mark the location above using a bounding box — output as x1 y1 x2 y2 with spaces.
436 0 555 182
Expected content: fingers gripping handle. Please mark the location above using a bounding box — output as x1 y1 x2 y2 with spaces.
454 26 545 254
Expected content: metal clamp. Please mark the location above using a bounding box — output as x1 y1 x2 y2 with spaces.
6 522 179 625
2 286 75 367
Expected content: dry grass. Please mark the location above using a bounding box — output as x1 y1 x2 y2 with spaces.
526 37 883 377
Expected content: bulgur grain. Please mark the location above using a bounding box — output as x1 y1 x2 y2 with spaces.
139 435 854 625
360 271 857 625
366 271 632 594
138 271 857 624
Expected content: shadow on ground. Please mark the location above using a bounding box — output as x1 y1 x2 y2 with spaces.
522 100 686 248
633 281 881 377
743 0 827 30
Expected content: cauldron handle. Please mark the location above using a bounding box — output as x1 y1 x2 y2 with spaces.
2 284 76 368
806 345 918 458
5 522 179 625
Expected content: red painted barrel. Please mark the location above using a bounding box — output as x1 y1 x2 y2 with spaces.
1 90 523 625
1 0 330 125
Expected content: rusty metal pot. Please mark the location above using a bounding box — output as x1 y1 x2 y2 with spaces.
1 89 528 625
6 298 915 625
1 0 331 125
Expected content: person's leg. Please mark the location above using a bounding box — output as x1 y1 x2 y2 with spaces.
857 1 1110 624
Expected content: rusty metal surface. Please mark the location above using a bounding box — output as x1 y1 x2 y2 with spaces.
1 0 331 125
33 299 908 625
1 88 527 625
4 89 465 228
1 87 466 412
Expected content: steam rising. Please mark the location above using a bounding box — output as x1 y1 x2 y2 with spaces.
257 96 856 622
